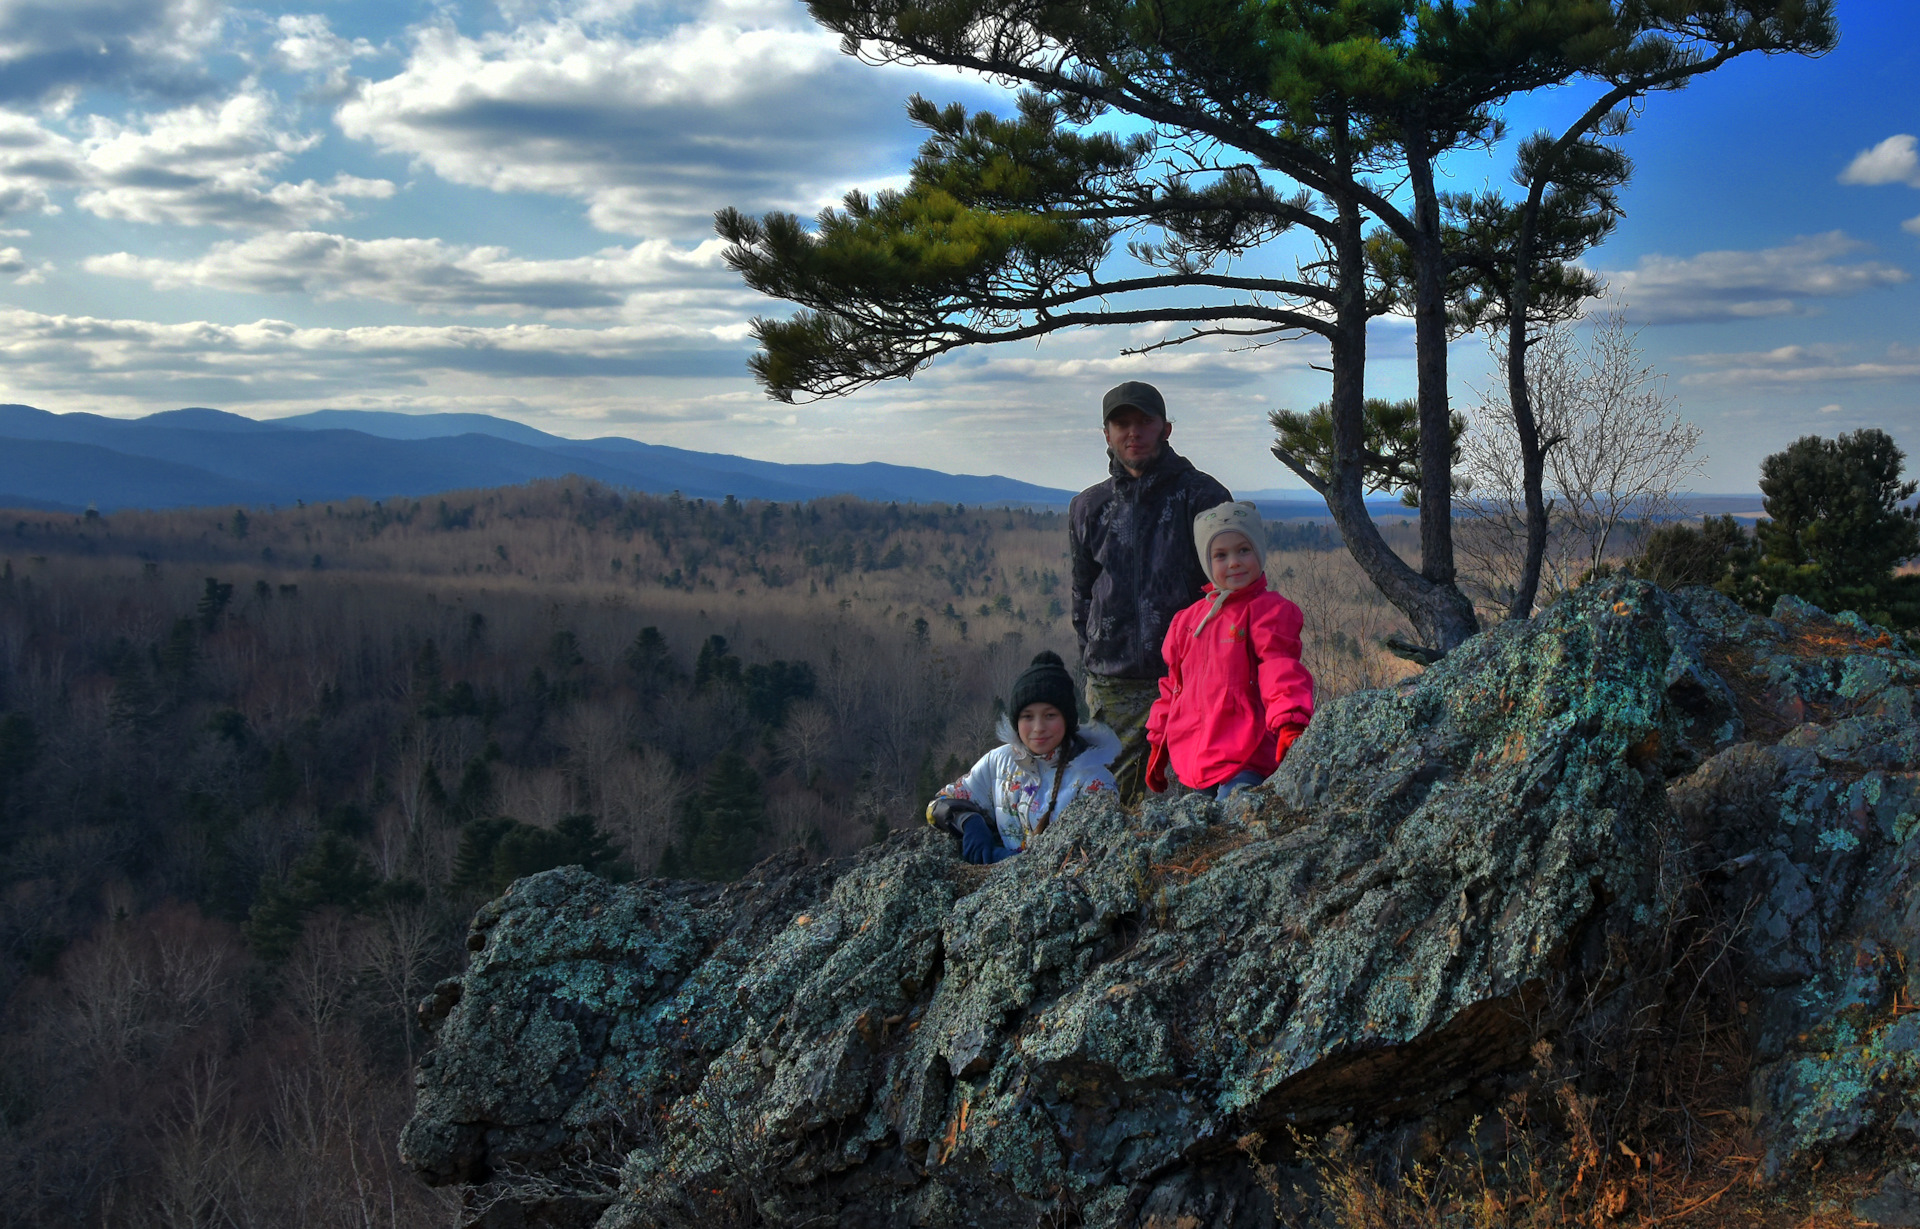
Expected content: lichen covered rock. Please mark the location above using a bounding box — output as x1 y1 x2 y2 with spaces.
1663 591 1920 1179
403 579 1920 1223
404 579 1742 1226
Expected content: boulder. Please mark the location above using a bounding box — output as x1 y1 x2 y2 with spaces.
1665 591 1920 1179
400 579 1920 1225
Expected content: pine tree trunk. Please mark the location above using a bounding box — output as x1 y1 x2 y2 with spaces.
1306 125 1479 655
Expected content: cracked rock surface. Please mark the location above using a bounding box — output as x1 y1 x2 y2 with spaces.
400 580 1920 1226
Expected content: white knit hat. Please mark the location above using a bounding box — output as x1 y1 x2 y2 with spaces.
1193 501 1265 571
1190 501 1266 634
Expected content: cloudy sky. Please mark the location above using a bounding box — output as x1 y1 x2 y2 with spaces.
0 0 1914 495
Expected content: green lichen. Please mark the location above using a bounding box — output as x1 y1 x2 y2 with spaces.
402 579 1920 1221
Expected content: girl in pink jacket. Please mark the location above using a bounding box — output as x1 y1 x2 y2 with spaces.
1145 502 1314 798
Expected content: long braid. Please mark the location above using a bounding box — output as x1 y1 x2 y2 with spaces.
1033 733 1085 835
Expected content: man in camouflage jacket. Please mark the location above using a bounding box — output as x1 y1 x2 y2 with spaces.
1069 381 1232 803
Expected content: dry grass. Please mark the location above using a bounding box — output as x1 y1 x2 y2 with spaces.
1251 879 1886 1229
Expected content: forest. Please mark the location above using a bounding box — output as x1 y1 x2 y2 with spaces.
0 478 1414 1226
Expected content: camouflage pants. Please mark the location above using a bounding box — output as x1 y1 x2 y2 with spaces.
1085 673 1162 806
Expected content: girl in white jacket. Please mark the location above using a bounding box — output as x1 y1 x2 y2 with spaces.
926 651 1120 863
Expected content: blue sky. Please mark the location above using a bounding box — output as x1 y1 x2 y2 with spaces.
0 0 1912 496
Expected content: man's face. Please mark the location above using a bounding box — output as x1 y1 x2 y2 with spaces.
1103 407 1170 473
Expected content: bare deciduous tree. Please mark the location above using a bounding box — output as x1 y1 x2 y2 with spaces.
1459 310 1704 617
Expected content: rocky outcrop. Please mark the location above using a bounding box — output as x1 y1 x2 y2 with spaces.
399 580 1920 1226
1665 594 1920 1180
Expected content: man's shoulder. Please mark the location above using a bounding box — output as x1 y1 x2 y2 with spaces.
1178 466 1232 508
1068 479 1114 519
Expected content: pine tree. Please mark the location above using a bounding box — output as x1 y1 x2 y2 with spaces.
718 0 1834 652
693 635 741 690
453 753 496 823
1627 516 1754 592
624 626 679 698
679 752 765 881
196 577 235 632
1737 430 1920 627
289 833 379 910
452 817 519 893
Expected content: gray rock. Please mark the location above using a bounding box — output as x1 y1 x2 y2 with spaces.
400 580 1920 1221
402 581 1707 1226
1858 1165 1920 1227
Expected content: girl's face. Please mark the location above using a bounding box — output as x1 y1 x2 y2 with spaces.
1208 531 1260 592
1016 702 1068 758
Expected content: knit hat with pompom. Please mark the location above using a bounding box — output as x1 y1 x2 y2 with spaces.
1008 650 1078 732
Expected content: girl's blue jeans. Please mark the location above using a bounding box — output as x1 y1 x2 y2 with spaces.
1214 769 1265 799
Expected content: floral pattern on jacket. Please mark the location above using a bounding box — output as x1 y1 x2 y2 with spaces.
927 720 1120 853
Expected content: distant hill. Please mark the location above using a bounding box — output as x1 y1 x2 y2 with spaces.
0 404 1078 512
0 404 1763 517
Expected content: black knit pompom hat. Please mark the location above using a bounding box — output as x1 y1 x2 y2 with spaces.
1008 650 1078 733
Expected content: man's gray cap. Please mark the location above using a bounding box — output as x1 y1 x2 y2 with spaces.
1102 381 1168 423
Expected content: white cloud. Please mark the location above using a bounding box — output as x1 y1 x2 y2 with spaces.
84 230 742 317
0 305 748 405
274 13 377 97
275 14 375 75
0 110 83 218
77 90 394 228
1818 403 1842 413
335 6 978 236
1676 342 1920 387
0 245 24 274
1905 215 1920 237
1840 134 1920 187
1601 232 1910 324
0 90 396 228
0 0 224 103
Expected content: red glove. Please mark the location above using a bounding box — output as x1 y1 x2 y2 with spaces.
1144 739 1170 793
1274 723 1307 763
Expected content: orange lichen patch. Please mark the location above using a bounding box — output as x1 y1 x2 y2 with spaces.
1150 827 1257 886
1773 620 1899 660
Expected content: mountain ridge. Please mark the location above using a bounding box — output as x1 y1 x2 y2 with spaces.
0 404 1078 511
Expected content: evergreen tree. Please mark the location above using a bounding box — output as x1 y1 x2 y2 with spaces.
196 577 235 632
675 752 765 881
693 634 742 690
452 814 625 894
289 833 379 910
623 626 679 698
243 877 306 962
242 832 381 959
741 659 816 726
546 630 587 704
419 762 450 818
1627 516 1754 592
452 817 520 893
718 0 1833 652
1736 430 1920 627
1271 398 1465 508
412 640 445 707
452 750 498 823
